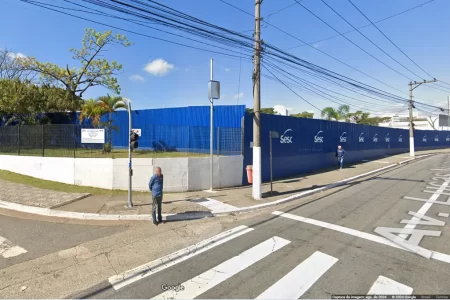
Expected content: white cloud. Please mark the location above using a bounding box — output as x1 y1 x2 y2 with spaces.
185 68 190 72
129 74 145 82
273 105 292 116
6 52 26 60
233 92 244 99
144 58 175 76
225 68 231 72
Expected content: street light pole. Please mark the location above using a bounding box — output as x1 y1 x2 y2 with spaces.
209 58 214 191
408 79 437 157
125 98 133 208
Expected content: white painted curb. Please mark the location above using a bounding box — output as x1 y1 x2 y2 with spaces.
0 154 433 221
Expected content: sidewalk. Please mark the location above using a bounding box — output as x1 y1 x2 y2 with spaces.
0 149 447 221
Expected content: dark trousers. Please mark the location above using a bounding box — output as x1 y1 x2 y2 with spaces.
152 195 163 224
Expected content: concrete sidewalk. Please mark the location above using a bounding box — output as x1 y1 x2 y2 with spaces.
0 148 446 221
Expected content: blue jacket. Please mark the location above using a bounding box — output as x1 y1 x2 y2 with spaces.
149 174 164 197
336 149 346 159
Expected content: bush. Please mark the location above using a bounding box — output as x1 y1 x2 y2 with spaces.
103 143 112 153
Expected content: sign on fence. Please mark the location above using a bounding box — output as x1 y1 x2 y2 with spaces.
132 129 142 136
81 128 105 144
439 114 450 127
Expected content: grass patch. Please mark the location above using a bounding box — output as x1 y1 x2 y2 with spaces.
0 170 148 196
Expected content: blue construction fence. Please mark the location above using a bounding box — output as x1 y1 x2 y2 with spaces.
5 105 246 155
242 113 450 185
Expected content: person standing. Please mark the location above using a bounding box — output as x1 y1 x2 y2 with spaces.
335 145 346 170
149 167 164 225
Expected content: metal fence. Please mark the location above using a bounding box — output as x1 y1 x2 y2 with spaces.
0 124 242 158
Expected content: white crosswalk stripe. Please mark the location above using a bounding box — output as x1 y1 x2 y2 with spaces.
108 224 425 299
368 276 413 295
152 236 290 300
256 251 338 299
0 235 27 258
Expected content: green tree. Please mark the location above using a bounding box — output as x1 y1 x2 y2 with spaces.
290 111 314 118
78 98 104 127
19 28 132 108
347 110 390 125
321 105 350 121
246 107 275 114
97 94 126 150
0 78 77 125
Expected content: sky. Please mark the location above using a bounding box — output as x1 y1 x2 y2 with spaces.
1 0 450 118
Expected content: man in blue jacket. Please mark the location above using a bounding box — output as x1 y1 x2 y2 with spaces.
149 167 164 226
335 145 346 170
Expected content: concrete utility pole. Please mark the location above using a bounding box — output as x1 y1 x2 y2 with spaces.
408 79 437 157
252 0 262 200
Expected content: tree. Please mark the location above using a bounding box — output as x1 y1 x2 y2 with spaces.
0 78 78 125
19 28 132 106
290 111 314 118
337 104 350 122
321 107 339 121
97 94 126 148
78 98 104 127
427 116 438 130
347 110 390 125
0 49 35 80
246 107 275 114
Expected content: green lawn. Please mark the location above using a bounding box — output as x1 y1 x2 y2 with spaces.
0 148 209 158
0 169 149 195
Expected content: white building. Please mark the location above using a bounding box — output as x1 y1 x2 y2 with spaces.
378 113 439 130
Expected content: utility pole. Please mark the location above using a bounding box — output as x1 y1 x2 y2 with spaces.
408 79 437 157
252 0 262 200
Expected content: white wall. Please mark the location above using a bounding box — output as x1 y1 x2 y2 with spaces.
0 155 243 192
0 155 74 184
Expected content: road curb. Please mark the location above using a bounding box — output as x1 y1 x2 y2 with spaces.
49 193 92 209
0 154 433 222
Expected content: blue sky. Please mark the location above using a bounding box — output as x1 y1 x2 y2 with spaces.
1 0 449 118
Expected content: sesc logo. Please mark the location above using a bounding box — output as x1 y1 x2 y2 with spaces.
280 129 293 144
373 134 378 143
435 135 439 142
422 135 427 142
359 132 365 143
385 133 390 143
446 135 450 142
340 132 347 143
398 135 403 143
314 130 324 143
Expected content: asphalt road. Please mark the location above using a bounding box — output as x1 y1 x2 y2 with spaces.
0 215 126 269
75 154 450 299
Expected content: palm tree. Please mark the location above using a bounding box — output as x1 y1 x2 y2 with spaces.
321 105 351 121
78 98 104 126
97 94 127 147
321 107 339 121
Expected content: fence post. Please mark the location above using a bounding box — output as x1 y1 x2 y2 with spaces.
73 124 76 158
42 125 45 157
17 126 20 156
217 127 220 156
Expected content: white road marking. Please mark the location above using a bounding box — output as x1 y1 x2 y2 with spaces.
368 276 413 295
398 176 450 239
404 196 450 206
109 225 254 290
256 251 338 299
192 198 238 213
272 211 450 264
0 236 27 258
438 212 450 218
152 236 290 300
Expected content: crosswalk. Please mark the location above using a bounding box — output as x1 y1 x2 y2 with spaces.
109 223 420 299
0 235 27 259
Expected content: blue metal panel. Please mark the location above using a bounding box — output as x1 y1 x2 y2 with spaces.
242 114 450 185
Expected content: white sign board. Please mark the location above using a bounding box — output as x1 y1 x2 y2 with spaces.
132 129 142 136
81 128 105 144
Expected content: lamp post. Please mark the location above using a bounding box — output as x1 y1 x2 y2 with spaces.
123 97 133 208
208 59 220 191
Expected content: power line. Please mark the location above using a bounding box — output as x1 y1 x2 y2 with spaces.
286 0 436 50
21 0 254 60
218 0 438 104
